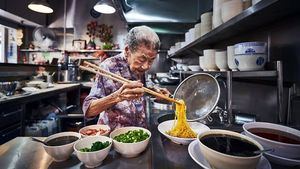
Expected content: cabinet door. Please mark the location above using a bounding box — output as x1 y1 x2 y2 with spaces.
0 105 23 130
0 124 21 144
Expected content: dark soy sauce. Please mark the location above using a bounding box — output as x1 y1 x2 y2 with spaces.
249 128 300 145
46 136 79 146
200 134 260 157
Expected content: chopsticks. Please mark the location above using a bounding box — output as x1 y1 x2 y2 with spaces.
80 61 181 104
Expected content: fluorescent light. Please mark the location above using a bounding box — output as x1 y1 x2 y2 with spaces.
28 0 53 14
93 1 116 14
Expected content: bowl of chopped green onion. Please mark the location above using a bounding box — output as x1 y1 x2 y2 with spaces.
74 136 112 168
110 127 151 158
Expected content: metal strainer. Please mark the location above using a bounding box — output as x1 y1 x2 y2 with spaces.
173 73 220 121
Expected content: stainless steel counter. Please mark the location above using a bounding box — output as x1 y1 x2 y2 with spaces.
0 137 151 169
0 83 80 105
0 111 298 169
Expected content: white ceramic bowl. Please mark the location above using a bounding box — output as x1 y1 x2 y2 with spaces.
227 45 238 71
221 0 243 23
215 50 228 71
201 12 213 24
234 41 267 55
199 56 206 71
109 126 151 158
158 120 210 145
243 122 300 159
204 49 218 71
74 136 112 168
234 53 266 71
252 0 262 6
189 28 196 42
197 129 263 169
188 65 201 71
194 23 201 38
43 132 81 162
79 124 111 138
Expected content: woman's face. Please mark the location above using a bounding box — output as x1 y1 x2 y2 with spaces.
125 45 157 76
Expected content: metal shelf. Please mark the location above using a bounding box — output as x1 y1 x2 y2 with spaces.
19 49 62 52
65 49 122 53
168 0 300 58
70 57 98 60
171 70 278 78
57 113 84 118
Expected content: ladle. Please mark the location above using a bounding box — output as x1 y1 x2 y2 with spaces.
31 137 48 146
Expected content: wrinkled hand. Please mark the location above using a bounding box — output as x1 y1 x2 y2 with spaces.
115 81 144 101
154 87 171 100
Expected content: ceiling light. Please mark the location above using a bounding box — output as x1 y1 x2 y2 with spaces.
93 0 116 14
28 0 53 14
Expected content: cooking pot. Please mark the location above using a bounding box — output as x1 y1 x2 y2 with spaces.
156 76 180 85
151 98 173 111
173 73 220 121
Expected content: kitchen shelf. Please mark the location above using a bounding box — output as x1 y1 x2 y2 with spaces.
56 113 84 118
19 49 62 52
0 63 57 67
168 0 300 58
70 57 98 60
65 49 122 53
171 70 278 78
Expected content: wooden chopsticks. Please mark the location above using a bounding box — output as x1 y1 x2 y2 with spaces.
80 61 181 104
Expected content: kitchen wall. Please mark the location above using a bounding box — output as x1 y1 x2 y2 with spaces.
47 0 128 50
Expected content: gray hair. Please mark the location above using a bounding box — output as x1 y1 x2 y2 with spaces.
125 25 160 52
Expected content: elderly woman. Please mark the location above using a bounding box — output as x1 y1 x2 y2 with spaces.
83 26 170 130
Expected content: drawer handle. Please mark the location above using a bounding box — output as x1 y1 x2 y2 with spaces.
1 126 21 137
1 109 22 118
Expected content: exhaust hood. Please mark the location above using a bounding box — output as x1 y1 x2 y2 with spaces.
114 0 213 34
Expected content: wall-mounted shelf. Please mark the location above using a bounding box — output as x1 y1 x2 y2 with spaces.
168 0 300 58
171 70 278 78
0 63 57 67
19 49 62 52
65 49 122 53
70 57 98 60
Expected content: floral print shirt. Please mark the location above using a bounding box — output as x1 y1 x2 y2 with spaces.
82 53 146 130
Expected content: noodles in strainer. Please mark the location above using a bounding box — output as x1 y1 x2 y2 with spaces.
166 100 197 138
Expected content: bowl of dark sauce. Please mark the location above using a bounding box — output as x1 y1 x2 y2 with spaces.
197 129 263 169
43 132 81 162
243 122 300 159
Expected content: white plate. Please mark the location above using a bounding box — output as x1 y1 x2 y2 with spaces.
188 140 272 169
158 120 210 145
264 152 300 167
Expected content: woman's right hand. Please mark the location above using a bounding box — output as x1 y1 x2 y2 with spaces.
115 81 144 101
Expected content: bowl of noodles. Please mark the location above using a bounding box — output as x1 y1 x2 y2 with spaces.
157 100 210 145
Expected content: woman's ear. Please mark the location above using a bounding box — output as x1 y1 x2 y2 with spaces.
124 45 130 57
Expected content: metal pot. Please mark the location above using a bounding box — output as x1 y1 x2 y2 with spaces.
156 76 180 85
151 98 173 111
0 81 18 96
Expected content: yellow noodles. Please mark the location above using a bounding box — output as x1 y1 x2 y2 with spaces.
166 100 197 138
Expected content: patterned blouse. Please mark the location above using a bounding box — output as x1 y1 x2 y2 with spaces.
82 53 146 130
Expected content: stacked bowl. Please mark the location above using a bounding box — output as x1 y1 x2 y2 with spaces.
201 12 213 36
221 0 243 23
234 42 267 71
